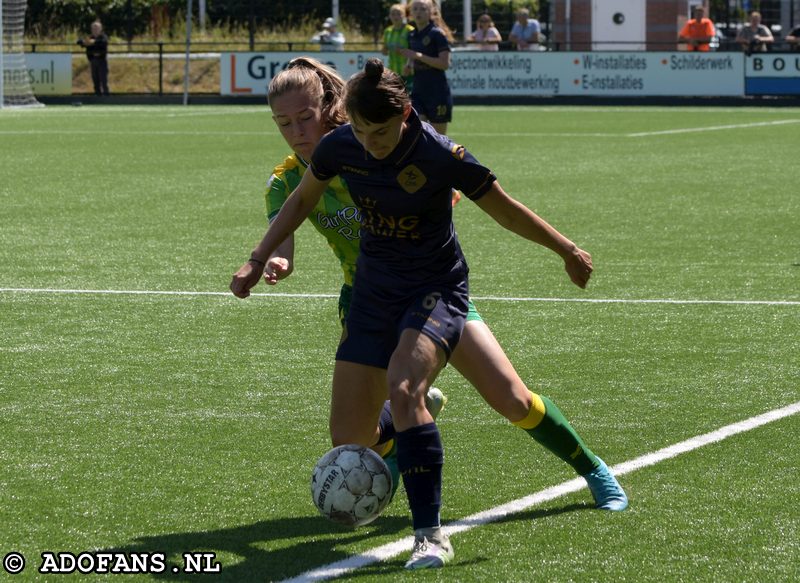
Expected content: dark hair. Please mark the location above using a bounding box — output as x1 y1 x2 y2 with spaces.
344 58 409 124
267 56 347 131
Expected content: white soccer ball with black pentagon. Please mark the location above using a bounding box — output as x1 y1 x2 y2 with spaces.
311 444 393 527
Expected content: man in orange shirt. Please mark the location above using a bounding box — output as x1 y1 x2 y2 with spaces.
678 5 716 51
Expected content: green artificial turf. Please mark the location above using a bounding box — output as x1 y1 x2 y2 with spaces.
1 105 798 581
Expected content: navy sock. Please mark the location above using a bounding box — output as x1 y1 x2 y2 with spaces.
396 422 444 530
375 401 395 445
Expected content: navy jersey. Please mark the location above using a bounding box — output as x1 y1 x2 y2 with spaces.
310 108 496 293
409 23 451 98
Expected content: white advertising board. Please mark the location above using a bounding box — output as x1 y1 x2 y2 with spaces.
220 52 380 95
744 54 800 95
18 53 72 95
221 51 745 97
745 54 800 77
449 52 744 96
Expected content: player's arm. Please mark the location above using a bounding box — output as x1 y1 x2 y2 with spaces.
230 171 328 298
399 48 450 71
473 181 593 289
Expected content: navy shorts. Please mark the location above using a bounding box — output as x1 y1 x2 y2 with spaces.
338 283 482 328
336 279 469 369
411 91 453 124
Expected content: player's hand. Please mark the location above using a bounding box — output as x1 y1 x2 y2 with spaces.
230 261 263 298
564 247 593 289
263 257 292 285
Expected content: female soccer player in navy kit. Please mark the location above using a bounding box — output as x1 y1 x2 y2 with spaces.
232 58 625 570
400 0 453 135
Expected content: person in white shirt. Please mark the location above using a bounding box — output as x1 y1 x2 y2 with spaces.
509 8 541 51
311 17 346 51
469 14 502 51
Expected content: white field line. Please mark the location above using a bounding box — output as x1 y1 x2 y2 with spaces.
625 118 800 137
0 129 266 136
280 400 800 583
0 287 336 299
454 131 621 138
0 287 798 306
3 120 797 138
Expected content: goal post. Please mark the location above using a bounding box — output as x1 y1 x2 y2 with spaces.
1 0 43 108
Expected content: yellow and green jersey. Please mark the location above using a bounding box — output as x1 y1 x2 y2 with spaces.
383 24 413 76
265 154 360 286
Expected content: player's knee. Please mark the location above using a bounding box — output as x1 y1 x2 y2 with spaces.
499 385 536 422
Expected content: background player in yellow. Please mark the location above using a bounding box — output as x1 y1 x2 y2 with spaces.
382 4 414 91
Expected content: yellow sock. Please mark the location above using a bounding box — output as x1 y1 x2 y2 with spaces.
511 391 546 430
374 438 395 459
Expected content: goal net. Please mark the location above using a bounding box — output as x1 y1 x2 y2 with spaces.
1 0 42 108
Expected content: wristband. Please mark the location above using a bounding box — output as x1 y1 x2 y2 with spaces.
248 256 266 267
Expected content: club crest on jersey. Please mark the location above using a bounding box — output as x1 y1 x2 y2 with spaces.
360 196 377 209
422 36 431 46
397 164 427 193
451 144 465 160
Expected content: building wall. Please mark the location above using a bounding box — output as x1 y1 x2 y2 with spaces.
550 0 714 50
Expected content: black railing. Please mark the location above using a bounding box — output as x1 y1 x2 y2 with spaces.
31 38 800 54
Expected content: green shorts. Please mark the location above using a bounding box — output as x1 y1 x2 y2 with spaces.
338 283 483 327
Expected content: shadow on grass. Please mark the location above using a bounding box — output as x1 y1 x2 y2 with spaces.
104 514 409 582
332 503 589 580
105 503 589 581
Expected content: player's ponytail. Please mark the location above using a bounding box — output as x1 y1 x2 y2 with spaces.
268 57 347 131
344 57 408 124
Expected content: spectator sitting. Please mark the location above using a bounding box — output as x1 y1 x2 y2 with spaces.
311 17 345 51
736 11 773 55
784 24 800 51
468 14 502 51
509 8 541 51
678 5 715 52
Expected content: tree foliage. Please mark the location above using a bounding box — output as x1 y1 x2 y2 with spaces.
24 1 545 40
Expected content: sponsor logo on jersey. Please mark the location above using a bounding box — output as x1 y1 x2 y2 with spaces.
342 164 369 176
397 164 427 194
317 205 361 241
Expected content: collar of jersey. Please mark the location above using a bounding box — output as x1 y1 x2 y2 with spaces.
415 22 435 36
381 107 424 167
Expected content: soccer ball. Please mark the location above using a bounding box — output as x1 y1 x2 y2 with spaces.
311 444 393 527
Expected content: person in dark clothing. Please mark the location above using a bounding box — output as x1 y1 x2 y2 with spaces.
78 20 110 96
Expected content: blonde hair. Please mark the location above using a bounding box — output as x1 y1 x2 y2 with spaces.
267 57 347 132
410 0 454 42
430 0 455 43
